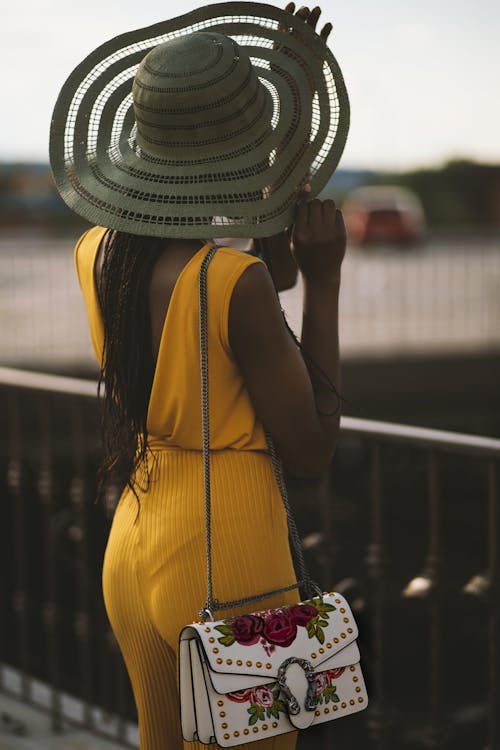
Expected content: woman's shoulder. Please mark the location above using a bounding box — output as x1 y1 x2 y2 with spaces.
210 245 266 310
212 244 265 282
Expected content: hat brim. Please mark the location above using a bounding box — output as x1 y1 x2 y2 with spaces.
50 1 350 238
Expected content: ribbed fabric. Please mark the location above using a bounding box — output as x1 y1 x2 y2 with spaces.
75 229 300 749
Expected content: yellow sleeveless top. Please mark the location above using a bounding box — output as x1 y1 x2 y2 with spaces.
74 226 267 452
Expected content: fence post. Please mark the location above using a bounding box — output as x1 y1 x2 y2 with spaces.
366 441 390 749
487 460 499 750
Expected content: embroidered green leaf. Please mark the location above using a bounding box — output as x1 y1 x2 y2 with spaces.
247 705 265 725
316 626 325 644
308 595 334 610
316 601 336 616
267 706 279 719
214 624 233 636
306 620 316 639
306 616 330 644
324 685 338 701
274 700 287 713
321 607 336 617
217 634 235 647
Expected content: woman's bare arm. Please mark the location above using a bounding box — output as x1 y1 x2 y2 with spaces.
229 193 345 477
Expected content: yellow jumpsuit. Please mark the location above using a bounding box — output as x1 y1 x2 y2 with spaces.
75 227 300 750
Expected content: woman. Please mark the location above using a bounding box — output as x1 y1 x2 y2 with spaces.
50 2 350 748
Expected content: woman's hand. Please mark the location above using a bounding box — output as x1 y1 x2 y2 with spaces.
282 3 333 42
254 233 298 291
291 187 346 284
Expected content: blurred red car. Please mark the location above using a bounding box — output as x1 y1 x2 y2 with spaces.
343 185 426 246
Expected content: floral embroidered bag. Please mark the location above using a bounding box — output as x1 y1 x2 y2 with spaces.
179 247 368 747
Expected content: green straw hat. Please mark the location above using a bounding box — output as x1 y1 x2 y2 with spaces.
49 1 350 238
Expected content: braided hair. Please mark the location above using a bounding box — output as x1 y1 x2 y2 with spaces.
96 230 166 509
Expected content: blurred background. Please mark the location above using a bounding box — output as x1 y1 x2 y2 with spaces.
1 0 499 749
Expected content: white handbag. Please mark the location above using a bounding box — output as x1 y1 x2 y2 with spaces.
179 247 368 746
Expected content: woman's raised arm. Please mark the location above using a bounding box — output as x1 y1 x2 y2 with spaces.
229 192 345 477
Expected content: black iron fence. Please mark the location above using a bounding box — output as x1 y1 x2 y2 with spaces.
0 366 499 749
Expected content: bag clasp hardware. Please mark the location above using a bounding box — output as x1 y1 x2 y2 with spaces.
277 657 316 715
199 607 215 622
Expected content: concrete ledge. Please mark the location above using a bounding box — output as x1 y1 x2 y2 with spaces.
0 666 138 750
0 693 130 750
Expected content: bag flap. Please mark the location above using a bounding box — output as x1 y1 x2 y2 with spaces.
180 592 358 682
208 641 359 696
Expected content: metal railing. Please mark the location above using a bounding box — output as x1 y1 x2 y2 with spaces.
332 418 500 750
0 366 499 749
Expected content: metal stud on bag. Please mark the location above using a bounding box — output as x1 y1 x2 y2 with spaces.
178 246 368 747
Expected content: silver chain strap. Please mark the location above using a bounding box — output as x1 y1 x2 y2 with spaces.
199 246 320 622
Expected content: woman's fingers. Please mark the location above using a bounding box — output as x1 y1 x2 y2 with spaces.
293 185 311 231
300 197 336 227
322 199 337 224
295 197 342 236
308 199 323 227
297 185 311 208
292 5 322 32
335 208 347 239
320 22 333 41
295 6 310 21
281 3 332 44
307 6 322 30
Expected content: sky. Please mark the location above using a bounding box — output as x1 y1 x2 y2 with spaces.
3 0 500 171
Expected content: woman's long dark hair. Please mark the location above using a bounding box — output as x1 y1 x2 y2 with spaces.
96 230 167 509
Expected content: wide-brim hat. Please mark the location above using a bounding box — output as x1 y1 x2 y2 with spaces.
49 1 350 238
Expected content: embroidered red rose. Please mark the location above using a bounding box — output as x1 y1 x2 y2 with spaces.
251 686 275 707
227 688 254 703
262 611 298 647
289 603 318 626
314 672 331 696
326 667 346 680
231 614 265 646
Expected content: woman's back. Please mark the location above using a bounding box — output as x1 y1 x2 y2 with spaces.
75 226 268 452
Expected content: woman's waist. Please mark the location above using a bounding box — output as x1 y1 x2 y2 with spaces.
146 434 268 454
130 439 278 501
